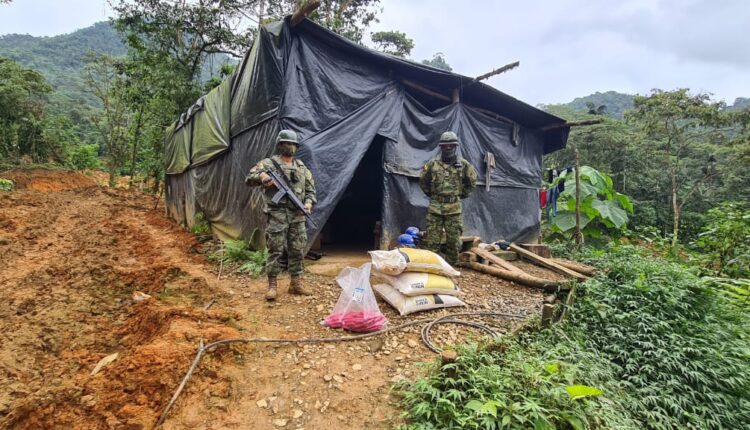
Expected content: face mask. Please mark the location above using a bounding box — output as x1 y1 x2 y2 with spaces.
441 146 457 163
279 142 297 156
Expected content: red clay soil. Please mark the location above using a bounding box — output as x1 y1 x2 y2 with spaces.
0 169 547 430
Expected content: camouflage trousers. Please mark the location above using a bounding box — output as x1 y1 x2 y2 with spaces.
265 207 307 277
422 212 463 266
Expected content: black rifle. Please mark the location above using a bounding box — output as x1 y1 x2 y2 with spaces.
264 168 317 229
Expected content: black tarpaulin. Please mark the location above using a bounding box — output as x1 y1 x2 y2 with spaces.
165 17 569 248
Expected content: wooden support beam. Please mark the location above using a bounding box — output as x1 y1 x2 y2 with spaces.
471 247 525 275
541 118 604 131
474 61 520 82
509 243 588 282
401 79 451 102
462 261 563 292
460 236 481 252
451 87 460 103
291 0 321 27
541 303 555 327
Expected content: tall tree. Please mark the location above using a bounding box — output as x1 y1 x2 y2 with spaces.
84 55 131 187
626 89 736 250
422 52 452 71
371 30 413 57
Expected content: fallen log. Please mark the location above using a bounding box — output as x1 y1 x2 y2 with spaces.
509 244 588 282
551 259 596 276
462 262 565 293
471 247 525 275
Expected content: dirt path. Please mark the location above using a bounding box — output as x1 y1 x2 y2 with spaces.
0 169 547 430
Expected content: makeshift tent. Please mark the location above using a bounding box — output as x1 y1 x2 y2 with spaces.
165 17 570 250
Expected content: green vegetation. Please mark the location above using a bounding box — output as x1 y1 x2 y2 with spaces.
546 166 633 240
0 178 14 191
189 212 212 235
399 246 750 429
210 240 268 278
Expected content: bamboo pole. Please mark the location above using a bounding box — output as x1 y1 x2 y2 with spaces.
474 61 520 82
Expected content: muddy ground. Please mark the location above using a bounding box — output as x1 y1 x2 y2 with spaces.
0 169 556 430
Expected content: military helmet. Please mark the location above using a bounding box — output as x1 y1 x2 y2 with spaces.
276 129 299 145
438 131 459 146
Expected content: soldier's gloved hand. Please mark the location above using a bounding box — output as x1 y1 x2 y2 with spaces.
260 172 275 188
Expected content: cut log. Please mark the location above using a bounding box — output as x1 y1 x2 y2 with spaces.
519 243 551 258
509 244 588 282
541 304 555 327
460 236 481 252
458 251 477 264
491 250 518 261
462 262 564 292
291 0 321 27
471 247 525 274
551 259 596 276
474 61 520 82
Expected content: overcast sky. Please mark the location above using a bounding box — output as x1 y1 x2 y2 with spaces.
1 0 748 106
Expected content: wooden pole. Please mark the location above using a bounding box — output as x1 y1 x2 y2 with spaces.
541 118 604 131
462 262 563 292
474 61 520 82
509 244 588 282
291 0 321 27
470 247 526 275
551 259 596 276
451 87 460 103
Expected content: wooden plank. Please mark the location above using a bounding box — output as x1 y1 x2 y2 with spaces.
471 247 525 274
509 243 588 281
462 262 564 292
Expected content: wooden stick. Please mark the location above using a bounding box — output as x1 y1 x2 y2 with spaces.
470 106 515 125
471 247 525 275
474 61 520 81
509 244 588 281
156 339 204 427
541 118 604 131
462 262 563 292
291 0 321 27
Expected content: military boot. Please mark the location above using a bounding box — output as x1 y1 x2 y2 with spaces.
288 275 312 296
265 276 278 301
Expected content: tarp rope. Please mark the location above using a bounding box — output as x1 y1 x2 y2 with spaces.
155 311 524 427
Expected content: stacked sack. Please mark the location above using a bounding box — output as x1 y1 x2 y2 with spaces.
369 248 466 316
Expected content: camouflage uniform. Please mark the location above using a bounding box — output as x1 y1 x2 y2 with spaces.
246 155 316 277
419 157 477 265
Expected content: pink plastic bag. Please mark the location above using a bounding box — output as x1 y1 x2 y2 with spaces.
323 263 387 333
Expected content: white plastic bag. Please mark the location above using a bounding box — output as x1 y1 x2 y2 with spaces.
374 271 460 296
369 248 460 277
323 263 387 332
374 283 466 316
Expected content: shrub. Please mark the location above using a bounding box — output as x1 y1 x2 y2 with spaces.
210 240 267 278
66 143 100 170
0 178 14 191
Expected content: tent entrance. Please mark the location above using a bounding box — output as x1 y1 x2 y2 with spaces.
318 136 385 251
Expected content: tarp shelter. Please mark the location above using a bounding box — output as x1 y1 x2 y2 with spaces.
164 17 570 250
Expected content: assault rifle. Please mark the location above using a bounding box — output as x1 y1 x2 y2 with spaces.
264 169 317 229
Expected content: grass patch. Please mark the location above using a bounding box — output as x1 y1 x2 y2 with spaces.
210 240 268 278
398 245 750 429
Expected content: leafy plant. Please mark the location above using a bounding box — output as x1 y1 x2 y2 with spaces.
189 212 211 235
0 178 14 191
210 240 267 278
399 246 750 429
547 166 634 239
66 143 101 170
693 202 750 277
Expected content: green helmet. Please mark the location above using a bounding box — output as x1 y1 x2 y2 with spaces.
276 129 299 145
438 131 459 146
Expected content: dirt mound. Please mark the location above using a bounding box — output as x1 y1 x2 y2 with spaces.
1 168 97 192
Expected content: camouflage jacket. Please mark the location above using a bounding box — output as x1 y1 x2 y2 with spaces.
419 158 478 215
245 155 317 214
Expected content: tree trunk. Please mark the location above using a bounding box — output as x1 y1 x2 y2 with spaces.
670 167 680 250
109 163 118 188
574 147 584 246
129 108 144 189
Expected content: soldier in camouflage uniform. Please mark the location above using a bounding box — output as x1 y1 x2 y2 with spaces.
418 131 478 266
245 130 316 301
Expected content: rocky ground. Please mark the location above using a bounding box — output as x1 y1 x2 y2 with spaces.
0 169 559 430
